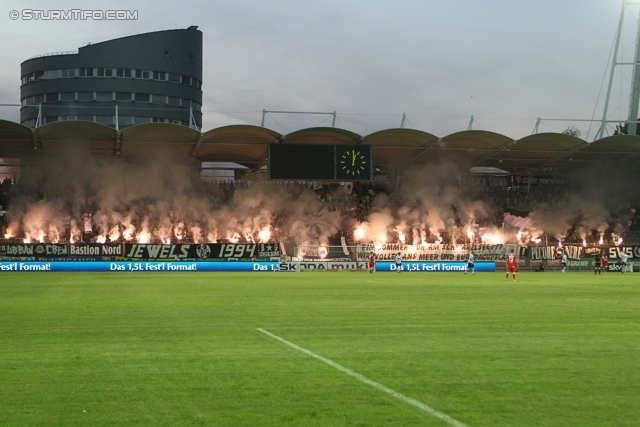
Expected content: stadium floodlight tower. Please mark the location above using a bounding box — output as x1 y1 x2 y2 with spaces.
597 0 640 139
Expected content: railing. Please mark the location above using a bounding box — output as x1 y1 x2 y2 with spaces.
27 51 78 60
1 102 200 131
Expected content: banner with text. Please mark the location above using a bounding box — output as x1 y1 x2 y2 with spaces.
123 243 269 260
0 261 279 272
376 261 496 273
358 244 520 262
527 245 640 261
7 243 68 257
527 245 585 260
70 243 124 257
278 261 368 271
606 246 640 260
461 174 568 188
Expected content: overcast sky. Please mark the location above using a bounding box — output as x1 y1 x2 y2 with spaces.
0 0 634 139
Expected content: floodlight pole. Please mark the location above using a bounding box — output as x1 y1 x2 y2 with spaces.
628 9 640 135
115 104 119 131
597 0 627 139
189 106 199 130
35 103 42 128
533 117 541 134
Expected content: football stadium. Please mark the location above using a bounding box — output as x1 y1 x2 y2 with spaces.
1 8 640 427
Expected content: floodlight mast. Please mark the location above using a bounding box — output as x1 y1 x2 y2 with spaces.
628 9 640 135
597 0 640 139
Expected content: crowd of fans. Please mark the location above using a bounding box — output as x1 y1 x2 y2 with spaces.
1 170 640 245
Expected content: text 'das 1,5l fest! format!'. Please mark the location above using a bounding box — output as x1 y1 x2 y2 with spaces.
0 261 280 272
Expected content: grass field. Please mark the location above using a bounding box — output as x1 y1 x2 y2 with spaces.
0 271 638 426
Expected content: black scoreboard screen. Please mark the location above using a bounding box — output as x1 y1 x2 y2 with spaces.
268 144 335 180
268 144 372 181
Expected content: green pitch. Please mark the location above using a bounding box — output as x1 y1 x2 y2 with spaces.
0 271 638 426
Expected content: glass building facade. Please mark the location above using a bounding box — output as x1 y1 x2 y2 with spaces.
20 28 203 130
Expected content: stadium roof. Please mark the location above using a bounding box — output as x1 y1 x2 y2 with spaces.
1 119 639 172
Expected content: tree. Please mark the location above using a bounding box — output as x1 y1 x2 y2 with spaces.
562 126 581 138
614 120 640 136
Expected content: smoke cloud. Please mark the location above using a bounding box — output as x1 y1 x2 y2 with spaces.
4 146 639 248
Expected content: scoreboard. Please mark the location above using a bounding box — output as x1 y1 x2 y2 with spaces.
268 144 372 181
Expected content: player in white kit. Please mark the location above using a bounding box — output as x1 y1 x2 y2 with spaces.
465 252 475 275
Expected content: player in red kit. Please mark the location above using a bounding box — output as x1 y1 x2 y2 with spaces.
506 249 517 281
368 252 375 274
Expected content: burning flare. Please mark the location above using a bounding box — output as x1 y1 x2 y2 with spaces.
258 229 271 242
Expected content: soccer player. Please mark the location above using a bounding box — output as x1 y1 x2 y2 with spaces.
368 252 375 274
602 255 608 273
506 249 517 281
465 252 475 275
395 252 402 273
621 252 629 274
561 253 568 274
594 252 602 275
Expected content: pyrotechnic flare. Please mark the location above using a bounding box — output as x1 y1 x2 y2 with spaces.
258 228 271 242
5 143 639 247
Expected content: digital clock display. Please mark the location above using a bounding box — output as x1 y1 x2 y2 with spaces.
335 145 372 180
268 144 372 181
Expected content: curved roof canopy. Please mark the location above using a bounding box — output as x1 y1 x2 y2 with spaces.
363 128 439 166
0 120 36 157
35 121 117 155
0 119 638 173
196 125 281 168
282 127 361 145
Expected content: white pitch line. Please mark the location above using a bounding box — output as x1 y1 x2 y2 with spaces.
257 328 470 427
